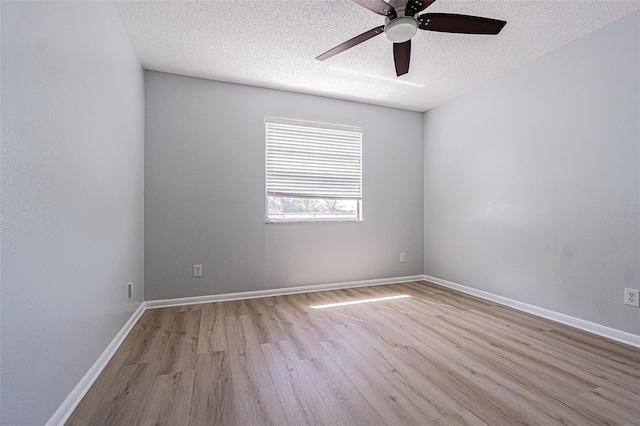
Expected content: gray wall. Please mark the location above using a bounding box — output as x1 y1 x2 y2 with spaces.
0 2 145 424
145 71 424 300
423 11 640 335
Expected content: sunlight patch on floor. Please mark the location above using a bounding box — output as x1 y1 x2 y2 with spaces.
310 294 411 309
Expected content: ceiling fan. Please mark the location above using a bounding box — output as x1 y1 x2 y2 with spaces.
316 0 507 77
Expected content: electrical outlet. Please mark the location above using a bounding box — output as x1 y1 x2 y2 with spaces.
127 282 133 299
193 265 203 278
624 288 639 307
400 252 406 263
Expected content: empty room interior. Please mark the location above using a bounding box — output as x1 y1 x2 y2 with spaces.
2 0 640 425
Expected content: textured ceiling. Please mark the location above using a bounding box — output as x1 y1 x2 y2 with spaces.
114 0 640 112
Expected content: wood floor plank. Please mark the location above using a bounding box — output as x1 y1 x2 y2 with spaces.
279 293 345 342
225 317 287 425
337 315 466 419
392 344 537 425
189 351 235 425
67 360 162 425
301 355 388 426
421 310 605 390
139 370 194 426
158 332 198 375
68 281 640 425
122 321 172 366
232 383 288 426
224 299 251 318
197 302 227 353
225 314 272 388
270 302 329 360
579 386 640 424
321 338 439 424
261 340 337 425
433 409 488 426
243 298 288 344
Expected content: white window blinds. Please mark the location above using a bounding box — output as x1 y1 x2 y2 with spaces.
266 118 362 200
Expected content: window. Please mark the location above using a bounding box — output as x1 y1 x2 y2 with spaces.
266 118 362 222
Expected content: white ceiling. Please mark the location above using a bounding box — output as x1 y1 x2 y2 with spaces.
114 0 640 112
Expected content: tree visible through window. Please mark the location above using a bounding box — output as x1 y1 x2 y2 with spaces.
265 118 362 222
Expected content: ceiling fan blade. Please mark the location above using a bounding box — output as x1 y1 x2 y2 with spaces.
406 0 436 17
352 0 397 19
418 13 506 34
393 40 411 76
316 26 385 61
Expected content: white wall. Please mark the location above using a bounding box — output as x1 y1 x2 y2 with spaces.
423 11 640 335
0 2 145 424
145 71 424 300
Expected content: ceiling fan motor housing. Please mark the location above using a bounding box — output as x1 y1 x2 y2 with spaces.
385 16 418 43
385 1 418 43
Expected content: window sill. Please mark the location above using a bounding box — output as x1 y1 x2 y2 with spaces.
266 218 362 224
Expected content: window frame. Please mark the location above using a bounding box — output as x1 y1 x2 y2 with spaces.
264 117 363 224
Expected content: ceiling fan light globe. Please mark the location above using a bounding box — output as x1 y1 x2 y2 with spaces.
385 17 418 43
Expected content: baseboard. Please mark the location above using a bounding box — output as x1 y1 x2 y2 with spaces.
46 302 147 426
46 274 421 424
47 273 638 425
145 275 425 309
422 274 640 349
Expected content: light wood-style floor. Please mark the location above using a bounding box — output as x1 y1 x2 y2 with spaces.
68 281 640 425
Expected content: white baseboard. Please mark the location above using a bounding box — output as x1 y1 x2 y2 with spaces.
145 275 425 309
422 274 640 349
46 302 146 426
46 274 421 424
48 272 639 425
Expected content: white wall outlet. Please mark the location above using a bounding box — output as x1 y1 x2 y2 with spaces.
193 265 203 277
624 288 639 307
127 282 133 299
400 252 406 263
